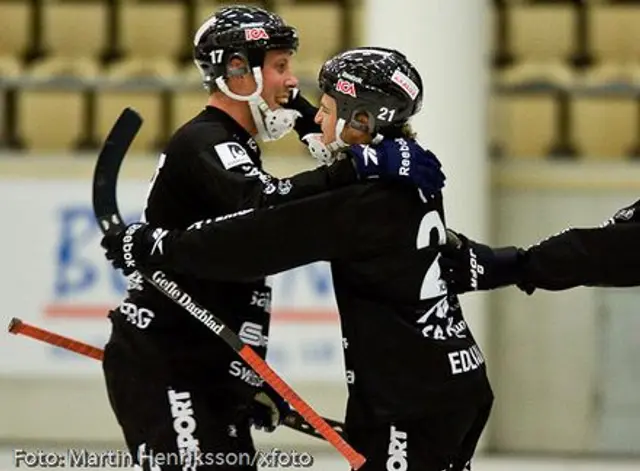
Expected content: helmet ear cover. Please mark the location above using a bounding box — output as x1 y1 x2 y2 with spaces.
347 109 375 134
325 87 412 137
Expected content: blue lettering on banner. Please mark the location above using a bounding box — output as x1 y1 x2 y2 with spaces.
55 207 98 297
276 263 334 298
301 341 336 364
265 340 341 379
266 345 288 368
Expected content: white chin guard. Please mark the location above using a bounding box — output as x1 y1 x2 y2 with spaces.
302 118 350 165
214 66 300 142
302 133 348 166
302 134 334 165
250 98 301 142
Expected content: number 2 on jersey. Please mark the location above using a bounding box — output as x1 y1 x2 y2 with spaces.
416 210 448 300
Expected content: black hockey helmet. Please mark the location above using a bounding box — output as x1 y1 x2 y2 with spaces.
318 47 423 136
193 5 299 90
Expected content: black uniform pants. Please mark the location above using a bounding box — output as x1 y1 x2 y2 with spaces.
103 337 258 470
346 398 493 471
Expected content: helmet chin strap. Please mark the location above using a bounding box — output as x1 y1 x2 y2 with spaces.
304 119 349 165
329 118 349 151
215 66 264 101
304 119 385 166
216 67 300 142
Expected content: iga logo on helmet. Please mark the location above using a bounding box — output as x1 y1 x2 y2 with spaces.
335 79 357 98
245 27 270 41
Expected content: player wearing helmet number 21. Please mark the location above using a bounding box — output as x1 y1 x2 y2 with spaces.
99 5 445 471
102 44 491 471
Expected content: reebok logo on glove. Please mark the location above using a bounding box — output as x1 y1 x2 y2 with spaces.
361 145 378 166
348 137 446 196
121 223 144 269
394 138 412 177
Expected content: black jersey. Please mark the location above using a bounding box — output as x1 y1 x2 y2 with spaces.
111 105 357 398
150 181 494 423
520 222 640 291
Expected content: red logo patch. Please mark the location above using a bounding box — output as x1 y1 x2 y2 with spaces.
245 28 270 41
335 79 357 98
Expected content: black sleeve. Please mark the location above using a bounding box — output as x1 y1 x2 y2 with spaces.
289 92 321 140
520 223 640 290
158 185 409 282
191 144 357 213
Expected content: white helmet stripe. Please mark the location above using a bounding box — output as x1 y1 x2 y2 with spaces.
341 48 393 58
194 15 218 46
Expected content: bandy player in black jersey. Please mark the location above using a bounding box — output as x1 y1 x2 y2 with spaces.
103 47 493 471
101 5 445 471
439 197 640 294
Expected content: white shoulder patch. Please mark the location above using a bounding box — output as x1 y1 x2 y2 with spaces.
214 141 254 170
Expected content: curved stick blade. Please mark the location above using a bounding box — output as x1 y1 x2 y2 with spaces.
92 107 142 234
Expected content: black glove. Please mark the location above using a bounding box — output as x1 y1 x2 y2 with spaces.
250 384 291 433
347 138 446 198
282 88 321 139
100 222 170 275
440 229 524 294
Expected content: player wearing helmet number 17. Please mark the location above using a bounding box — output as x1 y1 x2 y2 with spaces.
100 5 445 471
102 45 490 471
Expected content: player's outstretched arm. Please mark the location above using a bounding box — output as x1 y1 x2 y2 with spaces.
102 185 407 281
520 223 640 291
193 134 443 212
245 137 446 207
441 198 640 294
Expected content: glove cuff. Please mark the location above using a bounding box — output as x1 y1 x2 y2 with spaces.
486 246 525 289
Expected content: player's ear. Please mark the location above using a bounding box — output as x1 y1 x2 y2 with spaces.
225 56 254 94
227 56 250 76
343 112 372 145
354 112 369 127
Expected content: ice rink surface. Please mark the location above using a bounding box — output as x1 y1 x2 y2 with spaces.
2 448 640 471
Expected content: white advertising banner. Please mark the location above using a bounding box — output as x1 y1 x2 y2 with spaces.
0 179 343 381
